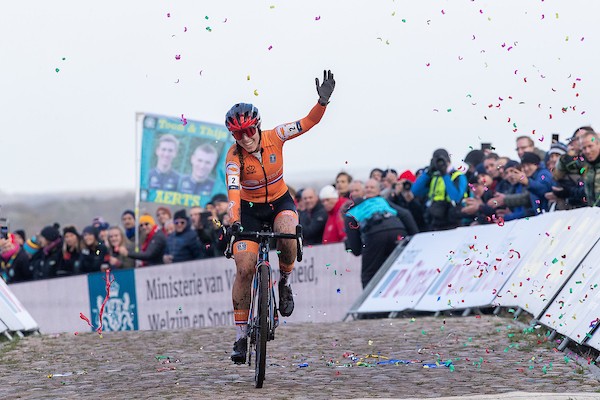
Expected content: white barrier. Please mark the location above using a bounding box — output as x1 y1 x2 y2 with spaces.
0 277 38 335
10 243 362 333
349 207 600 353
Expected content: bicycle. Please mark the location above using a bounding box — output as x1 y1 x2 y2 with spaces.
225 222 303 388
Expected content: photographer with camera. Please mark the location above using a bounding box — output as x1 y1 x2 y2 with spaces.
387 170 427 232
412 148 468 231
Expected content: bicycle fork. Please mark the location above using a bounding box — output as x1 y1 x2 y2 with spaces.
247 262 278 364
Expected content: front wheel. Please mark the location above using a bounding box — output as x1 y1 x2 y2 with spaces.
254 262 269 388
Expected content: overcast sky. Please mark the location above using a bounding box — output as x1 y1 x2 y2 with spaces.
1 0 599 194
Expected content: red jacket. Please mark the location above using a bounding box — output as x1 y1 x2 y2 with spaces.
322 198 349 244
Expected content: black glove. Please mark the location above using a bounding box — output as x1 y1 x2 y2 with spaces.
224 222 242 259
316 70 335 106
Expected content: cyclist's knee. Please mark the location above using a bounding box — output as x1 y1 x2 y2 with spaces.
274 210 298 233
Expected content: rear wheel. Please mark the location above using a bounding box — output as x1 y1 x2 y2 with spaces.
254 262 269 388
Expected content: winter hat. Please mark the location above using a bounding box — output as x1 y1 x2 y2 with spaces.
121 209 135 218
139 214 156 226
173 209 188 221
319 185 339 200
503 160 521 170
82 225 98 239
13 229 26 243
433 148 451 162
398 169 416 183
211 193 228 204
63 225 80 237
548 142 568 156
464 149 485 167
40 224 61 242
155 206 172 218
24 235 41 256
521 152 541 165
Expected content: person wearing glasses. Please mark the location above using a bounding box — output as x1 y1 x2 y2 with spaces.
119 214 167 266
163 209 203 263
224 70 336 364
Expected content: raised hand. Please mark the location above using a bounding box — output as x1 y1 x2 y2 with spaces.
316 70 335 106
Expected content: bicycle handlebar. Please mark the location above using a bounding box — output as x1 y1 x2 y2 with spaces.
224 225 304 262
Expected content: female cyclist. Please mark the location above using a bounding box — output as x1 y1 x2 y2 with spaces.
224 70 335 364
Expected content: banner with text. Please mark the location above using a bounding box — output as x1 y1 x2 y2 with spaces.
139 113 235 207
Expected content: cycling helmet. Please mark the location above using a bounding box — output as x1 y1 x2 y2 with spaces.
225 103 261 132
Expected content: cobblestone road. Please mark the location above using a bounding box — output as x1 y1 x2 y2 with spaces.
1 315 599 399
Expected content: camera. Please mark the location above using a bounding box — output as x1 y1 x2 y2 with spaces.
435 157 448 172
402 181 412 191
0 218 8 240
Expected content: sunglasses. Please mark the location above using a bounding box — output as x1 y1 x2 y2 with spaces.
139 223 151 227
174 220 187 225
231 127 258 141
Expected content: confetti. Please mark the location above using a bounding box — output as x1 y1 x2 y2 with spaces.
167 12 170 17
175 55 181 60
268 45 273 50
315 16 321 21
253 89 259 96
180 114 187 126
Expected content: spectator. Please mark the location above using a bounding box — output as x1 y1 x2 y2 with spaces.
23 235 41 259
298 187 327 245
80 226 110 273
13 230 26 247
549 133 587 210
520 152 555 214
463 149 485 181
319 185 349 244
295 188 306 212
388 171 427 232
0 233 31 283
515 136 546 166
460 174 497 225
483 153 502 192
164 209 203 263
345 178 419 288
369 168 384 181
61 225 81 276
156 206 172 235
121 214 167 266
412 148 468 231
190 206 218 257
148 133 180 191
121 210 136 242
496 161 530 221
33 224 64 279
546 142 568 172
107 226 135 270
179 143 219 196
92 217 110 244
348 180 365 201
580 130 600 207
211 193 230 227
335 172 353 198
381 169 398 198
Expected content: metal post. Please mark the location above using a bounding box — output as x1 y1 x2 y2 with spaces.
434 311 441 317
462 308 471 317
513 307 523 318
557 337 570 351
548 330 557 341
493 306 501 315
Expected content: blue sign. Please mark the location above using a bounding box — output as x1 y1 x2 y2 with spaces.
139 114 234 207
87 269 138 332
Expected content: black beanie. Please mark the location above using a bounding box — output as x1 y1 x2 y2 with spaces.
121 209 135 218
521 152 541 165
40 224 61 242
63 225 80 237
173 209 188 221
82 225 98 239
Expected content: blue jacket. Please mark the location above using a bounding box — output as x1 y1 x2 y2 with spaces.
503 183 527 221
166 224 203 263
412 170 468 203
527 168 555 213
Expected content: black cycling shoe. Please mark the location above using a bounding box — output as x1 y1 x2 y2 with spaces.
278 280 294 317
231 338 248 364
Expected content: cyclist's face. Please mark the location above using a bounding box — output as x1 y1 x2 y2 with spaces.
236 130 260 153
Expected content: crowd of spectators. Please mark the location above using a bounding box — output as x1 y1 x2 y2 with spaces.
2 126 599 288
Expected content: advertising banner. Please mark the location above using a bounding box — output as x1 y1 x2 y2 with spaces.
87 269 139 332
414 221 521 311
139 113 235 207
497 208 600 318
10 275 88 334
540 239 600 345
356 232 455 313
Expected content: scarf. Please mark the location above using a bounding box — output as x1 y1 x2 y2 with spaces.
142 225 159 252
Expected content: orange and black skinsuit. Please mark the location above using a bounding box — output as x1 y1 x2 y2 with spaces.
225 102 327 254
